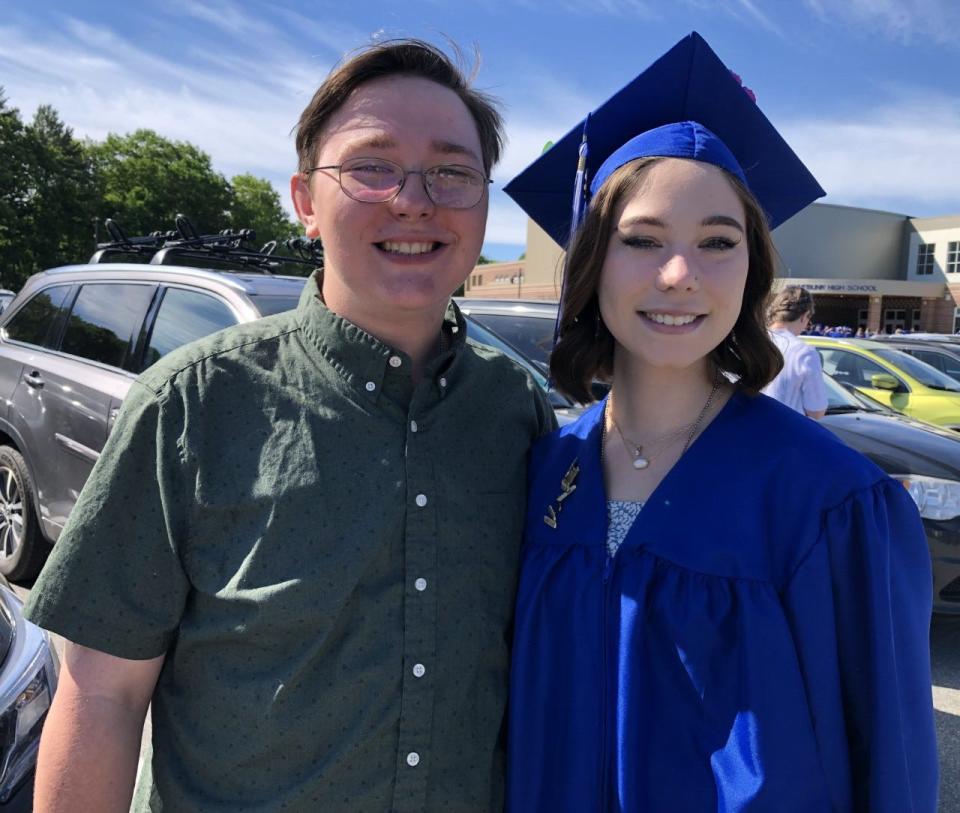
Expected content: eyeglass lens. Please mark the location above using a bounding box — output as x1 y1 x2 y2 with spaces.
339 158 485 208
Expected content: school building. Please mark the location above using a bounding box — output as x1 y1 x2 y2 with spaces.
465 203 960 335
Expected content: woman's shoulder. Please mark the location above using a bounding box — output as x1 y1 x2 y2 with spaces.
733 391 885 490
531 400 604 465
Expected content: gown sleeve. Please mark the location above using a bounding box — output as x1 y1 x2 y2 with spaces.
781 477 938 812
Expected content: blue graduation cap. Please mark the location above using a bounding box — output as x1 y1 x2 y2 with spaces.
504 31 825 247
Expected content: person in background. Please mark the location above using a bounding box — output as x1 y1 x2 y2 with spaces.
763 285 828 419
25 39 554 813
503 32 937 812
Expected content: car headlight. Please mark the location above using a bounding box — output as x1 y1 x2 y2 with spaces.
895 475 960 521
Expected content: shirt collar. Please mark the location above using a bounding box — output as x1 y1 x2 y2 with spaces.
295 272 467 402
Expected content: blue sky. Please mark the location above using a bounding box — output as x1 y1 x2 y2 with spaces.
3 0 959 260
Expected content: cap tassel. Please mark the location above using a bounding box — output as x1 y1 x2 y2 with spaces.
551 114 591 371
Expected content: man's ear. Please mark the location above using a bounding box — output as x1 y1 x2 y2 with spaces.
291 174 321 238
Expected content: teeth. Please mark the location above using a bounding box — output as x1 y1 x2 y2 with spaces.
380 241 436 255
645 312 698 326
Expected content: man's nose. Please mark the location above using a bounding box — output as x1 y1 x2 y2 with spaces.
390 171 434 219
656 251 700 291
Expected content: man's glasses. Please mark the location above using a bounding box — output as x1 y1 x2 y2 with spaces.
305 157 492 209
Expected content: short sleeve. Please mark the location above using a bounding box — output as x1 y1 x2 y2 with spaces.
24 379 191 659
782 478 938 812
798 346 828 413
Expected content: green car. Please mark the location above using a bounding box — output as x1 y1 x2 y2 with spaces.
805 337 960 428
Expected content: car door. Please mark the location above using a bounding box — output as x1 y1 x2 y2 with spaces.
0 285 75 516
134 284 241 374
21 282 157 538
816 347 911 413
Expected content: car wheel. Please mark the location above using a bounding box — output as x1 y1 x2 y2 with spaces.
0 447 48 582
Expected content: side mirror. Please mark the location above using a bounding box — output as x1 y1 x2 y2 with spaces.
870 373 900 391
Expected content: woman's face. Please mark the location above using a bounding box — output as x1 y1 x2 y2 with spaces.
598 158 750 375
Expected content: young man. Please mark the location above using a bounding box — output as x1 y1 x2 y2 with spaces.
762 285 828 419
26 40 554 812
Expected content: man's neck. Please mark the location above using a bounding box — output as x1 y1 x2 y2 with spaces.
319 283 447 383
769 319 804 336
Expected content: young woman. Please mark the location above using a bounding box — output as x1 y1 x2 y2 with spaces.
505 34 938 812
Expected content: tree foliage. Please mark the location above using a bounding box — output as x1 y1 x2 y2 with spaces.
87 130 233 236
230 174 304 247
0 96 304 289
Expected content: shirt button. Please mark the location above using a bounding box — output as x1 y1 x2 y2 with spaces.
415 494 428 508
365 381 376 392
388 355 402 368
406 752 420 767
412 663 426 678
410 420 418 433
439 377 447 388
414 578 427 592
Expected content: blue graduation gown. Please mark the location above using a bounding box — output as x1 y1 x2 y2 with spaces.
508 391 938 812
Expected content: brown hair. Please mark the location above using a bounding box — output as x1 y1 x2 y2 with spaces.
294 39 504 174
766 285 814 324
550 158 783 403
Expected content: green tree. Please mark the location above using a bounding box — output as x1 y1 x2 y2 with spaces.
87 130 232 236
229 174 303 247
22 105 98 273
0 90 32 286
0 95 97 289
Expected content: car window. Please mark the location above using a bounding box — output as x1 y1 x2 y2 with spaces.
467 313 555 368
463 316 550 391
874 348 960 391
2 286 72 347
247 294 302 317
60 283 156 369
141 287 239 370
908 349 960 382
817 348 897 389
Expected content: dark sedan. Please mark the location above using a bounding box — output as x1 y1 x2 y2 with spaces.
821 375 960 613
871 336 960 385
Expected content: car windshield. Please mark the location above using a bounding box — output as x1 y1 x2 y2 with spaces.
874 348 960 391
822 374 890 413
465 311 555 369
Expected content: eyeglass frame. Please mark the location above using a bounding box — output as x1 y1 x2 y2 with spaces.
302 157 493 209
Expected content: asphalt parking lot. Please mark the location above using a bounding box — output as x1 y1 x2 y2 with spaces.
15 584 960 810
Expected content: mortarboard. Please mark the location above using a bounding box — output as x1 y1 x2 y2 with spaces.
504 31 825 248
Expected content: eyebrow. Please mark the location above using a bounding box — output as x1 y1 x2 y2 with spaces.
619 214 744 233
346 135 481 164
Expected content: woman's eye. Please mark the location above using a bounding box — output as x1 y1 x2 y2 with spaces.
701 236 739 250
622 236 660 249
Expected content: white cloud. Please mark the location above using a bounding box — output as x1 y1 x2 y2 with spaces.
801 0 960 44
782 92 960 212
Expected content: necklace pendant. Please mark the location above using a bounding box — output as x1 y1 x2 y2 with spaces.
632 456 650 470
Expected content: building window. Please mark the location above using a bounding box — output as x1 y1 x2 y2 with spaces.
948 242 960 275
917 243 935 275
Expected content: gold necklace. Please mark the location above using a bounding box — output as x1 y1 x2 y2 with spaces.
603 377 721 470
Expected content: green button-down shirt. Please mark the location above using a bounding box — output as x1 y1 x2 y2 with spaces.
25 274 555 812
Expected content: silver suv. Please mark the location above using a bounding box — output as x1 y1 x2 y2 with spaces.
0 223 313 580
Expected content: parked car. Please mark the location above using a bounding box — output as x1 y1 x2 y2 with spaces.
456 298 557 373
0 575 59 809
804 336 960 428
0 293 16 318
870 336 960 385
0 222 319 581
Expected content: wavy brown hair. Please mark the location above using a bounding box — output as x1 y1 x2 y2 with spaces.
295 39 504 175
550 158 783 403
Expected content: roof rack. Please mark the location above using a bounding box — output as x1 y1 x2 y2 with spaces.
89 215 323 274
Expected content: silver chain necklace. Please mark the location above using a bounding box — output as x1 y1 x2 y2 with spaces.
602 377 721 470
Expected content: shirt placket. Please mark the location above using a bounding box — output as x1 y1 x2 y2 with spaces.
391 386 439 813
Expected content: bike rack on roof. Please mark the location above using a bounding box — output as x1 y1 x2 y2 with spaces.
88 215 323 275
